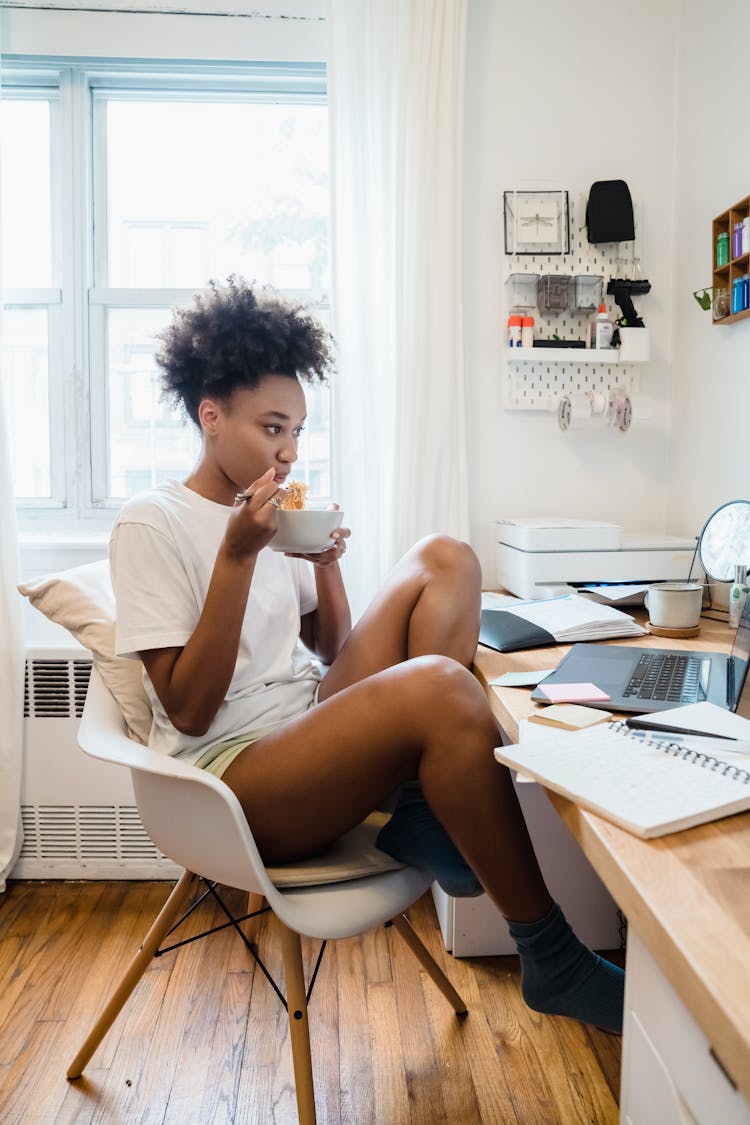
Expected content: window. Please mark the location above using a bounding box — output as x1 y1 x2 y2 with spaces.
1 60 331 531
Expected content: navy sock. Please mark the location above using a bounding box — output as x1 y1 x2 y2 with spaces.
375 781 484 897
507 903 624 1034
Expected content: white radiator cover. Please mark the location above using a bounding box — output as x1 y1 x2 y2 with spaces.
12 645 180 880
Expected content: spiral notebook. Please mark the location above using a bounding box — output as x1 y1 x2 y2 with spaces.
493 722 750 838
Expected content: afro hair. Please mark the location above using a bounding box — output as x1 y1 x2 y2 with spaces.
155 276 334 425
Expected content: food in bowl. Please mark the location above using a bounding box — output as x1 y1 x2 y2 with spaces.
279 481 308 510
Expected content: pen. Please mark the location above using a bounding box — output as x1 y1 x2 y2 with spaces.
624 718 736 741
625 728 690 743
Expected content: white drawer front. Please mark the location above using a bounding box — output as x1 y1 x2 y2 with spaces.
622 932 750 1125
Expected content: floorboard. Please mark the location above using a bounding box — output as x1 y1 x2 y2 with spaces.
0 881 622 1124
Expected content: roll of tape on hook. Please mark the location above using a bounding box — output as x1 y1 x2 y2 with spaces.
589 390 608 416
608 386 632 431
558 394 594 431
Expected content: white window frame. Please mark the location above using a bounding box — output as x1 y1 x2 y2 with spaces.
3 73 69 509
3 56 329 537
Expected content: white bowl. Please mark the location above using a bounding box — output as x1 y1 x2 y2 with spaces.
270 506 343 554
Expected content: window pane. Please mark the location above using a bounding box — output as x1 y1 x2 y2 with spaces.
1 100 53 287
106 307 200 498
106 306 331 501
105 101 329 291
296 379 331 498
2 308 51 497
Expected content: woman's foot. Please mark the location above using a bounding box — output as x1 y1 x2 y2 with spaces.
508 903 624 1034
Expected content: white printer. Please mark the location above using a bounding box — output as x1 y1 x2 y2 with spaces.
496 518 698 600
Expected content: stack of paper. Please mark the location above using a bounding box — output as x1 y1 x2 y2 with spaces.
579 583 649 607
479 593 646 654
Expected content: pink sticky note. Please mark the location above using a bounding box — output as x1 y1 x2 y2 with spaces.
538 682 611 703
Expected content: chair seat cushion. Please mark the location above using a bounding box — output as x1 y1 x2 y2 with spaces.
267 810 404 887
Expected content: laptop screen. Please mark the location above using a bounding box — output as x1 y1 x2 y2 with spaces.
730 596 750 716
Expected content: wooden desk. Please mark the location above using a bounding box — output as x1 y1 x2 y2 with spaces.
474 616 750 1117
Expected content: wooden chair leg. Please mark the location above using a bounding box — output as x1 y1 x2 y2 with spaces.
390 912 468 1015
241 892 266 944
67 870 199 1079
275 916 317 1125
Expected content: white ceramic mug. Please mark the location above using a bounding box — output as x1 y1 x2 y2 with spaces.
644 581 703 630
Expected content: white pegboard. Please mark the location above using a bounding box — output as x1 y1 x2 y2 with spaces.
504 352 642 419
502 191 647 414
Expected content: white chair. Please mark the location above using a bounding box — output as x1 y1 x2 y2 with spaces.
67 667 468 1125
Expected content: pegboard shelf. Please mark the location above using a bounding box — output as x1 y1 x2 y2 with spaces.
504 348 646 364
502 191 649 415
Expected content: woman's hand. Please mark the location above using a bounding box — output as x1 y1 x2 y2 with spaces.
223 467 281 561
297 525 352 661
287 526 351 568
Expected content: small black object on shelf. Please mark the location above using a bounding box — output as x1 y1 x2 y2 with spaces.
606 278 652 328
534 339 586 349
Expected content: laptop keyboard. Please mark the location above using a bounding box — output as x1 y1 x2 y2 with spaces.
623 652 704 702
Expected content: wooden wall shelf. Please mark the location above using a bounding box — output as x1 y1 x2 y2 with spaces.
712 194 750 324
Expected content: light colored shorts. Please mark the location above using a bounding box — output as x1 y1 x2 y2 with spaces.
194 730 271 778
194 686 321 779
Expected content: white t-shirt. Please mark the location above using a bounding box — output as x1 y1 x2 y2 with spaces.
110 480 322 762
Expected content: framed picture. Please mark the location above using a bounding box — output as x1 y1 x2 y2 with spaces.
504 190 570 255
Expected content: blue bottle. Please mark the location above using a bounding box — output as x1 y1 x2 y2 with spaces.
732 278 741 314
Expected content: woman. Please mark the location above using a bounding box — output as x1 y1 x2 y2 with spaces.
111 277 623 1034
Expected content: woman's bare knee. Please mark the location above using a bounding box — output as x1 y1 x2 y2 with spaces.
397 655 493 740
409 533 481 583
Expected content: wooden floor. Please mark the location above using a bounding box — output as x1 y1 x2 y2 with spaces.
0 880 622 1124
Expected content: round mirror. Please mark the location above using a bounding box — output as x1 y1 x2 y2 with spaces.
698 499 750 581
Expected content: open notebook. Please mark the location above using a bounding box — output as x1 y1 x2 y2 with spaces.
494 722 750 838
479 593 645 654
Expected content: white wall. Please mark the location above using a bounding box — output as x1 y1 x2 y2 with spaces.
669 1 750 542
6 0 748 591
464 0 682 581
464 0 750 587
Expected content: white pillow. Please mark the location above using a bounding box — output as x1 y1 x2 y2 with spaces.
18 560 152 745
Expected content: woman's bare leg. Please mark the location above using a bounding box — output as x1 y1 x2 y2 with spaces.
222 559 624 1031
320 534 485 895
223 655 552 922
222 536 624 1031
318 534 482 700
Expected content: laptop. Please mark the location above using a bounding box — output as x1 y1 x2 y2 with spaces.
530 594 750 715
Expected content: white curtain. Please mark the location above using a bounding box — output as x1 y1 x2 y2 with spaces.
327 0 469 619
0 56 25 891
0 398 24 894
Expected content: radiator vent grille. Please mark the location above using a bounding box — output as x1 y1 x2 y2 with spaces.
23 658 92 719
19 654 180 879
20 804 170 866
